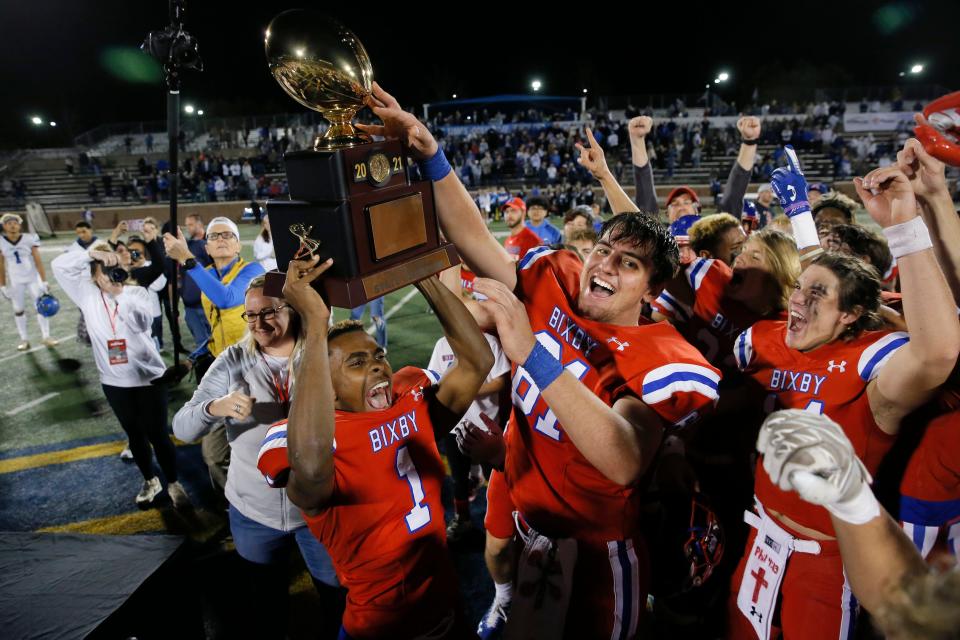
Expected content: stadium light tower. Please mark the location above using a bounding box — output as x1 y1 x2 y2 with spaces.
30 116 43 125
49 121 57 127
184 104 195 114
910 63 924 74
197 109 204 116
531 79 542 92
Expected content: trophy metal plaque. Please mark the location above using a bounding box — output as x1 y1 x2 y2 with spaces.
262 11 458 307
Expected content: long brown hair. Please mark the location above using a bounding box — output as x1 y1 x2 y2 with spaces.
810 252 884 337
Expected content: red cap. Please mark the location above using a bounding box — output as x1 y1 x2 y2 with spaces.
665 186 700 207
502 197 526 213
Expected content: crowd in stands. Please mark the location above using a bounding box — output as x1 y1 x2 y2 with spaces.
2 90 946 215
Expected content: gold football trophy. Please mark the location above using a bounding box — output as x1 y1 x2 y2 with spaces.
262 10 458 307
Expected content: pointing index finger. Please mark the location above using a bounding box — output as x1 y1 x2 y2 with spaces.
783 145 804 176
585 127 598 148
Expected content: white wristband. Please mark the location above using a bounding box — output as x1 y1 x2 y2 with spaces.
790 211 821 250
883 217 933 259
824 482 881 525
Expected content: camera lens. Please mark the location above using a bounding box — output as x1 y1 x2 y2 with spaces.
108 266 129 284
130 250 142 260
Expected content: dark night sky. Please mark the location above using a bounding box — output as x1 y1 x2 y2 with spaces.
1 1 957 148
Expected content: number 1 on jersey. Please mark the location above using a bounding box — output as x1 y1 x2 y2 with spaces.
395 445 431 533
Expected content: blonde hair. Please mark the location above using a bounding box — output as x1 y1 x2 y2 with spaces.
242 274 305 384
752 228 801 310
769 215 792 234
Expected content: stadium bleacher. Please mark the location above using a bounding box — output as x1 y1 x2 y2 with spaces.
0 97 948 219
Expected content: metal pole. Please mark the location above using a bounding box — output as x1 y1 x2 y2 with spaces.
166 86 184 370
143 0 202 382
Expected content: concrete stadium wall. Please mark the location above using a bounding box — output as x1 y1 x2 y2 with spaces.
40 201 250 232
33 180 875 232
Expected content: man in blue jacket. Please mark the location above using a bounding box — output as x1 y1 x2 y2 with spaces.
181 214 211 348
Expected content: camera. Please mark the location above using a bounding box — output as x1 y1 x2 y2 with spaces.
107 266 129 284
130 249 143 262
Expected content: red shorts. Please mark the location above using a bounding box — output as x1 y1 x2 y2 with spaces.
563 536 650 640
484 469 516 539
727 518 857 640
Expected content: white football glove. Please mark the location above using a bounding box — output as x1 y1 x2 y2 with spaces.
757 409 880 524
39 281 49 294
0 285 9 300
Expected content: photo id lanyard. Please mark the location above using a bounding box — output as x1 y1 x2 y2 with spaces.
100 291 128 365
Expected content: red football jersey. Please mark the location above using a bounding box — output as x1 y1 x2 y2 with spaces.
257 367 459 639
735 321 908 534
506 247 721 543
459 267 476 294
651 257 783 373
900 409 960 516
503 226 542 262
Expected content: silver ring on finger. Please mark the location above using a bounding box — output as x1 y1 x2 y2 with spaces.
234 403 241 413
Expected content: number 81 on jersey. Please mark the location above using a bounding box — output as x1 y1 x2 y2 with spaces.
512 332 589 441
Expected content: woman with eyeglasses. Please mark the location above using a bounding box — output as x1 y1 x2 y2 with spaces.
173 274 341 638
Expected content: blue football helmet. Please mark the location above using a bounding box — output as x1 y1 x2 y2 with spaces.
668 214 700 240
36 293 60 317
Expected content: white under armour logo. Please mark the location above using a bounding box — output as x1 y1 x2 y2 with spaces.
827 360 847 373
607 337 630 351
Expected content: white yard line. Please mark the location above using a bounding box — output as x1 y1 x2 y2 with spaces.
0 334 76 363
5 392 60 416
365 288 420 335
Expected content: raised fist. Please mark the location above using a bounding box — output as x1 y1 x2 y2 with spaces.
737 116 761 141
628 116 653 142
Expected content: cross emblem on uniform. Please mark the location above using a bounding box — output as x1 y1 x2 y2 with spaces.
750 566 768 603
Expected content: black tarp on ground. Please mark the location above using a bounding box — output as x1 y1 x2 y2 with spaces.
0 532 184 640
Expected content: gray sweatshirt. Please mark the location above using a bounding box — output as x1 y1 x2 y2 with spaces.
173 342 304 532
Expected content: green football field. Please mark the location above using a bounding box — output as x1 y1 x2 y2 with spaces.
0 225 503 533
0 223 522 454
0 219 514 634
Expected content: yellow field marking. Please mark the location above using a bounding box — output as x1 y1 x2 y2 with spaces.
38 509 166 535
0 437 192 474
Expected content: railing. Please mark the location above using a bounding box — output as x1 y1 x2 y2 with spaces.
72 112 338 149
